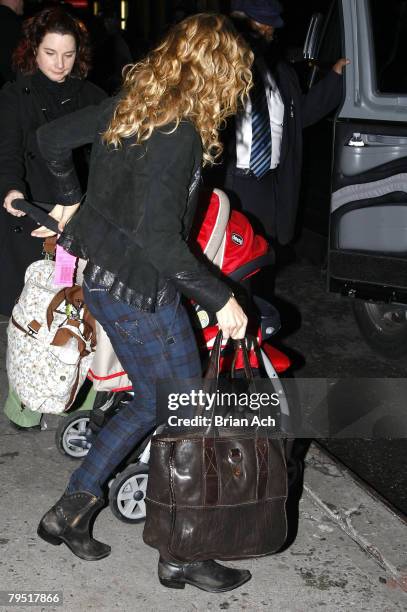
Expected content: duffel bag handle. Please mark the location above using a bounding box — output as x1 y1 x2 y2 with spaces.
231 338 254 382
204 330 224 381
46 286 85 329
46 286 97 349
203 331 257 436
51 323 89 357
205 330 254 383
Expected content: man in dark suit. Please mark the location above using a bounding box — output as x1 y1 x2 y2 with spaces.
206 0 348 510
206 0 348 247
0 0 23 87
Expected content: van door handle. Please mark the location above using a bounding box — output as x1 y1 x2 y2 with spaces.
347 133 407 147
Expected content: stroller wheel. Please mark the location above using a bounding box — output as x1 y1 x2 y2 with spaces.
108 462 149 524
55 411 93 459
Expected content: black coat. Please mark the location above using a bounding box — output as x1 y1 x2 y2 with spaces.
274 63 342 244
205 61 343 245
36 99 232 313
0 72 106 315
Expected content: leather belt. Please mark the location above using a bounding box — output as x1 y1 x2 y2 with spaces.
231 166 278 178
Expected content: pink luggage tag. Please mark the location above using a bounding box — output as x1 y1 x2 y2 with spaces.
54 244 77 287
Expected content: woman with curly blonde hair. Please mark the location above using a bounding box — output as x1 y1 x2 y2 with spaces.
35 13 254 592
103 13 250 164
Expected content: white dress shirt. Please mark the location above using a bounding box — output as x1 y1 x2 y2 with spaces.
235 56 285 171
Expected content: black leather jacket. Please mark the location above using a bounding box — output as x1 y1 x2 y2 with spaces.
37 98 232 312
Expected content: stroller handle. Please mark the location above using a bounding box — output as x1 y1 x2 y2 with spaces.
12 199 59 234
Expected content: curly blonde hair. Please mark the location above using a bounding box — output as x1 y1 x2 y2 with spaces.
103 13 253 165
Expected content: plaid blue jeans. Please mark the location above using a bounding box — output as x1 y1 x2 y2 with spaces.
66 279 201 497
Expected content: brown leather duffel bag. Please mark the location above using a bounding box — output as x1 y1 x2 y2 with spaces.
143 332 288 561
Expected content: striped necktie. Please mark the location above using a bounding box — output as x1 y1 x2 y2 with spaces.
249 67 272 179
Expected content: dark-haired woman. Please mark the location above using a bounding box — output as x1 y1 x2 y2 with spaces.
0 7 106 317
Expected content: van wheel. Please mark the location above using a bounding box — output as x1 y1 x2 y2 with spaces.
352 300 407 358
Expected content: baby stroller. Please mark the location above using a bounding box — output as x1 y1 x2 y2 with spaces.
81 189 294 524
14 190 294 523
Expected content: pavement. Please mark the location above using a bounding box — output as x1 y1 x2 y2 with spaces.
1 303 407 611
274 257 407 516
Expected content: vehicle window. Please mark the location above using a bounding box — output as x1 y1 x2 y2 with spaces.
369 0 407 94
317 2 342 67
310 1 342 86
